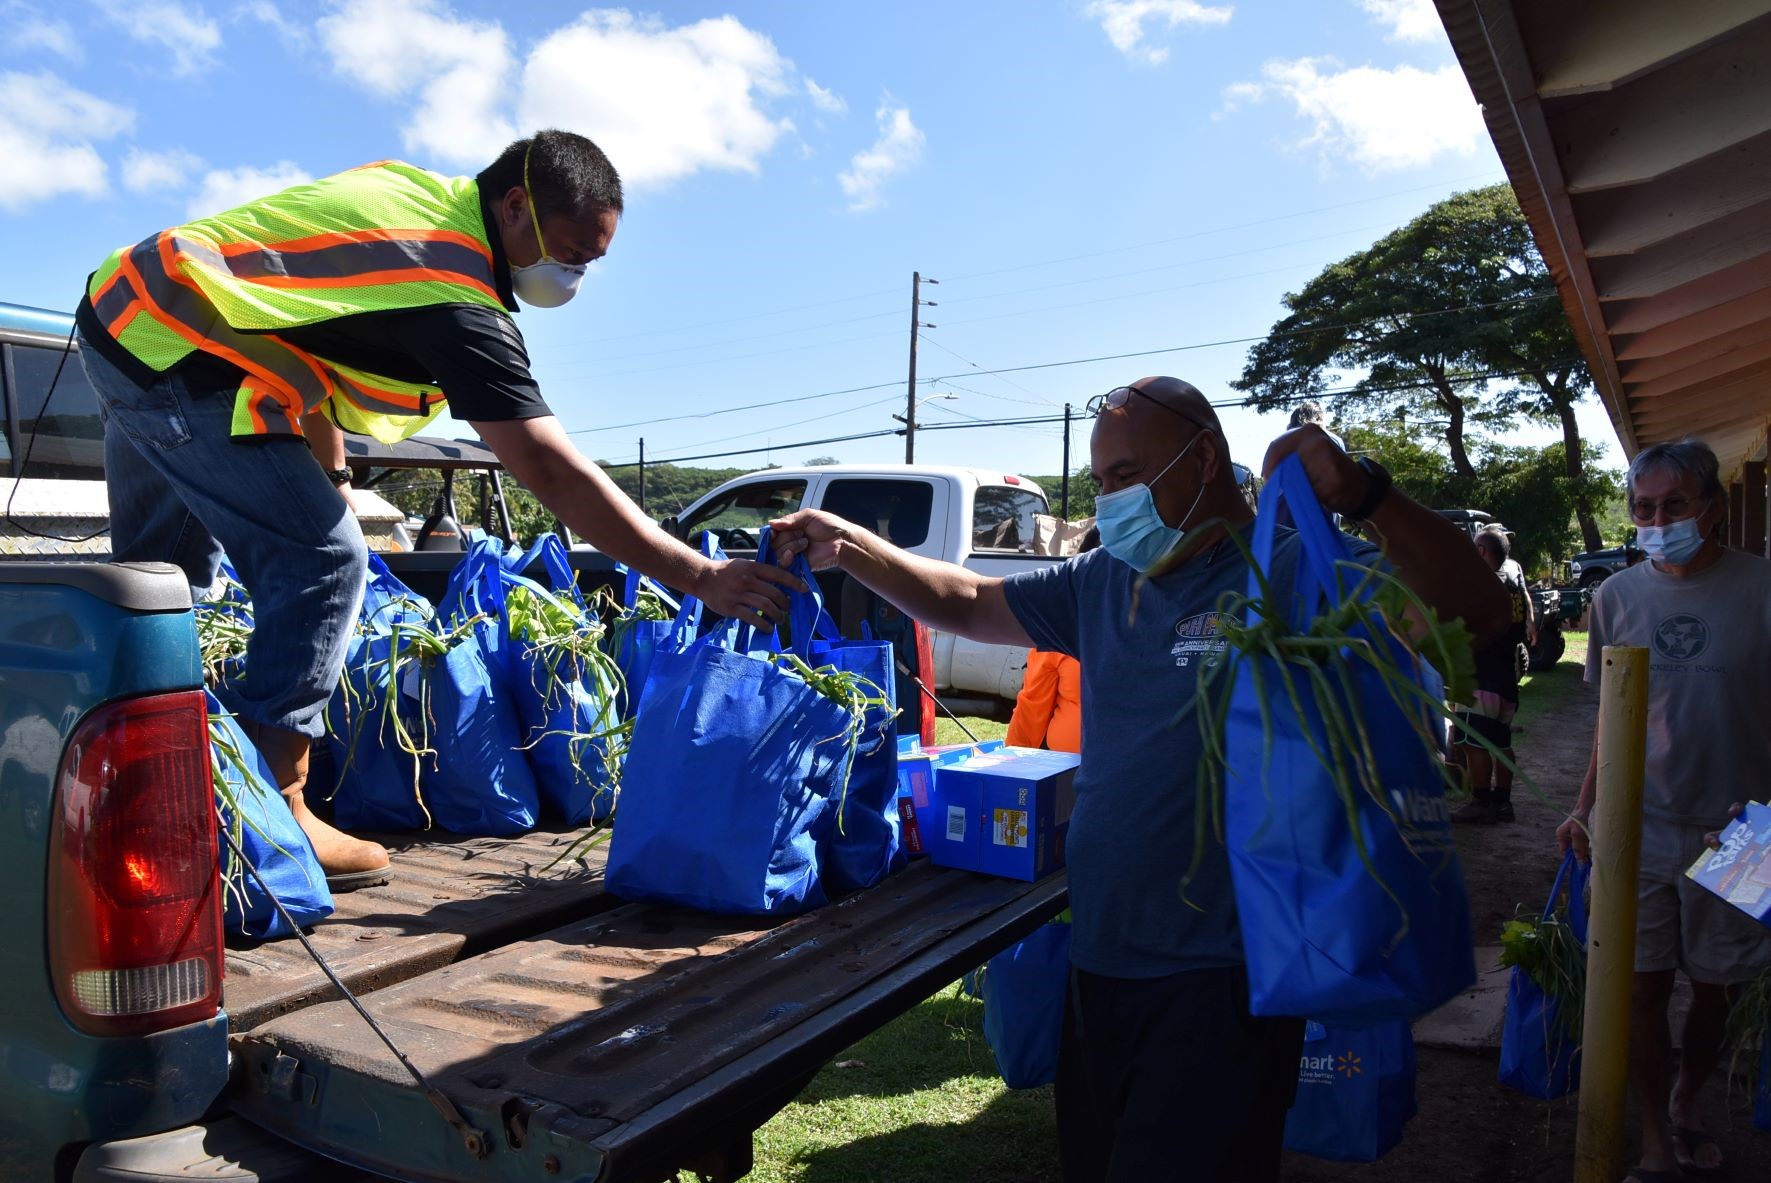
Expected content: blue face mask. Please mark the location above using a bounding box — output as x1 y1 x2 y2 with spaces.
1094 434 1205 573
1637 511 1708 566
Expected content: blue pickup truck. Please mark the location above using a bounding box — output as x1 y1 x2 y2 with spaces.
1 303 1066 1182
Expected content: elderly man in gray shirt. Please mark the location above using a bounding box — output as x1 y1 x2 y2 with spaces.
1558 439 1771 1183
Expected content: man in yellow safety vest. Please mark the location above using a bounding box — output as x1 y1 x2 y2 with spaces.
75 129 800 889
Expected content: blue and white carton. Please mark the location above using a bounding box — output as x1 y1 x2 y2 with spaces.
1686 800 1771 929
926 746 1078 881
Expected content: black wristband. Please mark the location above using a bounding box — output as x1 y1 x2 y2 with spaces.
1348 457 1392 521
325 467 353 486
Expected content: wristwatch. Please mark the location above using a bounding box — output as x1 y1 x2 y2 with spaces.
325 466 353 486
1348 457 1392 521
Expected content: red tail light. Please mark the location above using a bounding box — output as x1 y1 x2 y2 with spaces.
48 691 223 1036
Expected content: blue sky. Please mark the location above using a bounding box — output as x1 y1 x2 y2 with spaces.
0 0 1622 493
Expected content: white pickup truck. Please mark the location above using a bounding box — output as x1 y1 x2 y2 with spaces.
661 464 1075 716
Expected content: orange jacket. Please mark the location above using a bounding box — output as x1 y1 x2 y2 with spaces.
1005 649 1082 754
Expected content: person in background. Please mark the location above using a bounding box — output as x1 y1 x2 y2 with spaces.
1453 527 1533 823
1277 401 1343 530
768 377 1506 1183
1557 439 1771 1183
1005 527 1098 753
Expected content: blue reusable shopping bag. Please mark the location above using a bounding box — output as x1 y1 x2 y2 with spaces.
322 560 434 832
754 528 904 893
980 921 1071 1088
606 606 849 916
1284 1019 1417 1161
419 539 541 836
1498 851 1589 1098
207 692 333 938
362 552 434 632
1225 457 1476 1024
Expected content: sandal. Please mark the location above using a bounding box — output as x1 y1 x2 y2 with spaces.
1672 1126 1724 1177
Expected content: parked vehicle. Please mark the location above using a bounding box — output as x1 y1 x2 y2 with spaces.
1570 542 1641 587
662 464 1068 717
2 315 1068 1181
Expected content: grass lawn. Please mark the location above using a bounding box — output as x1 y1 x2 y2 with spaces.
932 714 1009 747
1513 629 1588 733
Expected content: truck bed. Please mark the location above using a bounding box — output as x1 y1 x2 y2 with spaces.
224 829 617 1031
229 860 1067 1183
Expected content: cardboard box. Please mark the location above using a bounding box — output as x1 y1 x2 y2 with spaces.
926 746 1079 881
1686 801 1771 929
896 740 1002 859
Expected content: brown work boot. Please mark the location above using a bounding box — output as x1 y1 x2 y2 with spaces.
243 720 392 891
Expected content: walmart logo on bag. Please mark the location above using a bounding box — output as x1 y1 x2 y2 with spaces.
1335 1051 1363 1078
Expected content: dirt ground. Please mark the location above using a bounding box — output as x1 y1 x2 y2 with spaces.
1279 657 1771 1182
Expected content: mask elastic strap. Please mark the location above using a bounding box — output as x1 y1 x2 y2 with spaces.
1150 429 1206 530
521 143 550 262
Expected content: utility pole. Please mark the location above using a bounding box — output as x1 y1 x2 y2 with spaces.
638 437 646 513
1061 402 1072 518
904 271 937 463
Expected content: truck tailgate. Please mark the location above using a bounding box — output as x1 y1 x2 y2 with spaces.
231 863 1066 1183
226 830 616 1031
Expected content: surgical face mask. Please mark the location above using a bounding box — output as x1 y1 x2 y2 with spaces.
510 149 588 308
1636 510 1708 566
1094 434 1205 573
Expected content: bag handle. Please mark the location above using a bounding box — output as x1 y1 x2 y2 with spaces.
1542 849 1591 947
1250 457 1358 630
502 533 585 610
666 532 726 651
741 526 839 658
439 532 509 625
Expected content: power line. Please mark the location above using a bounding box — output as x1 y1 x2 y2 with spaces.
565 292 1564 443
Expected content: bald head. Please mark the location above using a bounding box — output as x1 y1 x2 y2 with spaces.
1088 375 1251 542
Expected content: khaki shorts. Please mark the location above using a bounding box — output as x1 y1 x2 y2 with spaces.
1635 820 1771 984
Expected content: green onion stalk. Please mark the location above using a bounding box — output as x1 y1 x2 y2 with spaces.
1726 967 1771 1105
767 652 894 836
505 583 633 812
1145 519 1542 937
194 572 254 687
1498 907 1587 1043
324 614 483 829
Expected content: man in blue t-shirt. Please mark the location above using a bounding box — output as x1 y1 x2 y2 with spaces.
769 377 1506 1183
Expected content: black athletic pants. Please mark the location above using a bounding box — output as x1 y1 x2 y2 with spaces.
1056 964 1304 1183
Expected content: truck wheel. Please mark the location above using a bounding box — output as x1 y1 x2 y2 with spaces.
1528 630 1566 672
1580 569 1609 588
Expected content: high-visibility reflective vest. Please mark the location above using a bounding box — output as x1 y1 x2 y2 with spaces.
85 160 510 443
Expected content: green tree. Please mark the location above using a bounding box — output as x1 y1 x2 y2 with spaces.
1233 184 1603 550
1026 467 1099 519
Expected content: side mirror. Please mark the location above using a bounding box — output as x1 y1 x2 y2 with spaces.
660 515 681 540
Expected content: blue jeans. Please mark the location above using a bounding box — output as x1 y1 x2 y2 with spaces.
79 336 367 739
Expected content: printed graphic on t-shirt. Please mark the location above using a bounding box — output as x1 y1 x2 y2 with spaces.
1171 611 1228 668
1652 613 1710 662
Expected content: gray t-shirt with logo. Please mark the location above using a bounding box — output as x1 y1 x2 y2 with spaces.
1584 549 1771 826
1004 526 1378 979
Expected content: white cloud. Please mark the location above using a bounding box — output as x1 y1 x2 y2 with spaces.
233 0 310 49
1359 0 1443 44
4 4 82 61
519 11 794 187
95 1 224 78
806 77 846 115
1086 0 1233 65
1221 57 1484 173
318 0 515 167
185 161 312 219
838 101 923 212
0 70 133 212
122 147 204 193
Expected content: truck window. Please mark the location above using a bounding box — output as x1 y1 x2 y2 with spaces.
819 478 934 549
972 485 1048 552
678 477 807 550
3 342 106 479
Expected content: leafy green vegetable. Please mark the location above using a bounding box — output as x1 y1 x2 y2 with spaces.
1498 910 1586 1040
